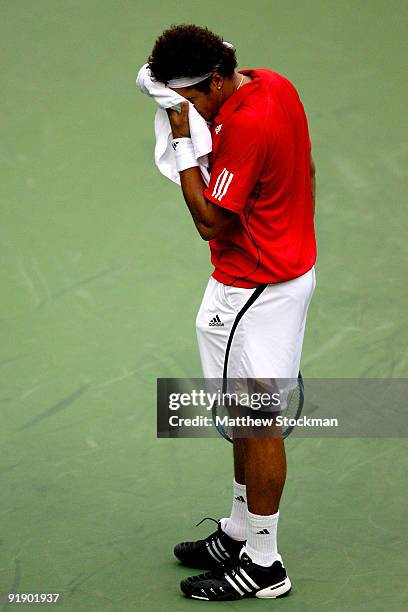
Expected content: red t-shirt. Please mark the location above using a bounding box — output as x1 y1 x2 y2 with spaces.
204 68 316 288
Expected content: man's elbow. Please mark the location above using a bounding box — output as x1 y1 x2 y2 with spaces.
195 201 235 240
197 223 219 241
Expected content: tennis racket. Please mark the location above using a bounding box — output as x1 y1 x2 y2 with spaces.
212 372 304 442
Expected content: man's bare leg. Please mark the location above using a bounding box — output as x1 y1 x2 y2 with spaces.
232 435 287 511
233 437 246 484
245 437 286 514
241 436 286 566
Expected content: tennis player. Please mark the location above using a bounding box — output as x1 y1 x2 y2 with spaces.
148 24 316 601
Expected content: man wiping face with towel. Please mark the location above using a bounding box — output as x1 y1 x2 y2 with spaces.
140 24 317 602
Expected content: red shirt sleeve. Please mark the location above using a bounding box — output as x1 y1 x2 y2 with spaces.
204 114 267 213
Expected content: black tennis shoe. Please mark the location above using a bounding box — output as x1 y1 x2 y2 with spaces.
180 549 291 601
174 518 245 569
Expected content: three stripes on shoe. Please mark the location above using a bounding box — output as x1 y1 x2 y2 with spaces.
205 537 230 563
205 539 261 597
204 539 280 598
201 543 289 599
222 565 263 597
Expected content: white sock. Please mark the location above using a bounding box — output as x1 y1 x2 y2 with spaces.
244 510 280 567
220 479 247 541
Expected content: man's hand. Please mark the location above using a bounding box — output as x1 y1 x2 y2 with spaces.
167 101 191 138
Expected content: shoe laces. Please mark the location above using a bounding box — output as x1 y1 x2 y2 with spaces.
195 517 219 528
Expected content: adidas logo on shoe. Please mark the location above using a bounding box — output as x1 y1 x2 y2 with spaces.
234 495 246 503
256 529 270 534
209 315 224 327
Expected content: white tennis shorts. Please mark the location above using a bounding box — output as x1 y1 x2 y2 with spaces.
196 267 316 380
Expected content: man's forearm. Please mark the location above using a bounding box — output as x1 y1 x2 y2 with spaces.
179 167 235 241
167 104 235 239
179 167 213 239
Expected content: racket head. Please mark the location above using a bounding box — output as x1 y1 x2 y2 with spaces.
212 398 233 442
282 372 304 439
212 372 305 443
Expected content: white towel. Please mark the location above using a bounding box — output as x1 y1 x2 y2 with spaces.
136 63 212 186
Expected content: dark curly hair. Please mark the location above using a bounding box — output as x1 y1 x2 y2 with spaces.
148 24 237 90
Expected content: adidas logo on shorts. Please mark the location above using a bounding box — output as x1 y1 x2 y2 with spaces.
209 314 224 327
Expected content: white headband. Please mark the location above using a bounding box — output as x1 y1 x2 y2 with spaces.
167 72 212 88
167 41 234 88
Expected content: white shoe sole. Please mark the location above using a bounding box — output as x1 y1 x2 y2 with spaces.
255 576 292 598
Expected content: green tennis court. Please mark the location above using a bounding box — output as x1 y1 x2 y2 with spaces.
1 1 407 610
